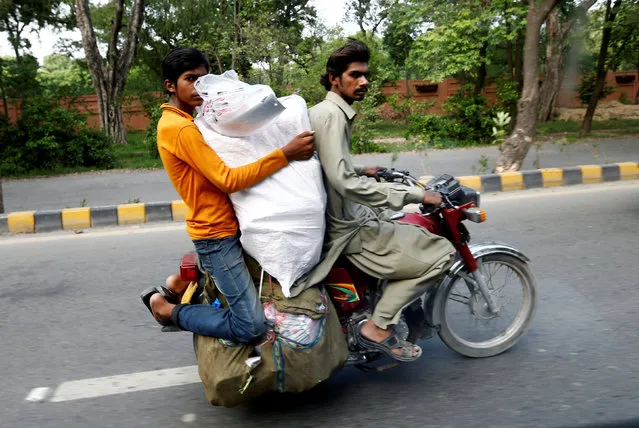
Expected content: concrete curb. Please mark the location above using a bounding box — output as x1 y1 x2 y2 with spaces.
0 200 188 234
1 162 637 235
419 162 638 193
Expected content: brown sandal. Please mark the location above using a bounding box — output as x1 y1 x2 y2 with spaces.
356 320 422 362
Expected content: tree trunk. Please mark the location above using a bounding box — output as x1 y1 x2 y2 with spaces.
74 0 144 145
507 27 526 128
581 0 622 135
100 90 127 144
495 0 561 173
231 0 238 70
474 40 488 96
537 7 563 122
538 0 598 122
0 180 4 214
514 27 525 92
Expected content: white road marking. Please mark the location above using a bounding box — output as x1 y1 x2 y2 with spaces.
182 414 197 423
49 365 200 403
25 387 51 402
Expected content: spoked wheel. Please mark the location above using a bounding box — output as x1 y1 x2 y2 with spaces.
437 253 537 358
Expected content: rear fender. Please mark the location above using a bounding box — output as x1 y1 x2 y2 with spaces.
425 241 531 326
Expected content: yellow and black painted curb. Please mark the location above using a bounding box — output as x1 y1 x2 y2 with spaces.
1 162 637 234
0 200 188 234
419 162 638 194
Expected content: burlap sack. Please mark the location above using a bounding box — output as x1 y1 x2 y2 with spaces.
193 258 349 407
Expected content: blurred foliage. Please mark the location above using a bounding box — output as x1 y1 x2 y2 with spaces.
576 72 615 105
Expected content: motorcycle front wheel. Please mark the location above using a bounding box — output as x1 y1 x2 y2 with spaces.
436 253 537 358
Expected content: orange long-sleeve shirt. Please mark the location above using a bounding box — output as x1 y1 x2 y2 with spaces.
157 104 288 240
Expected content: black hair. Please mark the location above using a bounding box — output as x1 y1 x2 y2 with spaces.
161 47 210 86
320 40 370 91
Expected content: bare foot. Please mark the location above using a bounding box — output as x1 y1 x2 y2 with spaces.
360 319 420 358
149 293 176 324
166 274 191 297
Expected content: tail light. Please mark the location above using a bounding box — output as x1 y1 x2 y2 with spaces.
180 253 199 282
463 207 486 223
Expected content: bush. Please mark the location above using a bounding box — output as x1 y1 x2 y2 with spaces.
0 98 115 176
577 72 614 106
145 104 163 158
351 81 386 154
406 85 495 147
386 93 436 120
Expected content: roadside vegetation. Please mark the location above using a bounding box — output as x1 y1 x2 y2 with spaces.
0 0 638 184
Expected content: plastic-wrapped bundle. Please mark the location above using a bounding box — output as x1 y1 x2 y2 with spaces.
263 301 322 345
194 73 326 297
195 71 285 137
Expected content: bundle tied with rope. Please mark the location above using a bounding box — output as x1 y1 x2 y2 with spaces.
192 256 349 407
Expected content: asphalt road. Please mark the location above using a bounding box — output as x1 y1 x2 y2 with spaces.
3 137 637 212
1 181 639 428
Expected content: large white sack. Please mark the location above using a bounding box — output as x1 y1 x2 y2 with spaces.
195 94 326 297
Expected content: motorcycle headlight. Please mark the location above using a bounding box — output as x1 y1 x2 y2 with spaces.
457 185 480 207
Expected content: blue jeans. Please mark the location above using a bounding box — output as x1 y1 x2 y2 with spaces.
170 235 266 343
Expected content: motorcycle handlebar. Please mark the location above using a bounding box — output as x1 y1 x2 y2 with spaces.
376 168 451 212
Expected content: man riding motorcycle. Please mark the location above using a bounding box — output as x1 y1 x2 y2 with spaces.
297 40 456 362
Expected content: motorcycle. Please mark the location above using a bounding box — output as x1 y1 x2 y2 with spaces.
178 170 537 368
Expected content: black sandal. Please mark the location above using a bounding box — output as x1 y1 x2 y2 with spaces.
140 286 179 327
356 320 423 363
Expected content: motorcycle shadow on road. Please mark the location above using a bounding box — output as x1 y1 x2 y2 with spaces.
239 340 463 414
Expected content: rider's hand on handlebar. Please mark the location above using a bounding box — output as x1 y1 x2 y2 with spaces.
362 166 385 182
282 131 315 161
423 191 443 206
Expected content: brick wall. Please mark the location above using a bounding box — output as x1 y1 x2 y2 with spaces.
0 72 636 131
379 71 638 118
0 92 163 132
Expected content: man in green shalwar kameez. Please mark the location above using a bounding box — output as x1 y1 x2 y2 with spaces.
294 40 455 362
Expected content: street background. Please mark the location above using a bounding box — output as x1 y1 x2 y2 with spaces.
3 137 635 212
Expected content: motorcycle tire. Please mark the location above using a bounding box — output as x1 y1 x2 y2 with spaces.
437 253 537 358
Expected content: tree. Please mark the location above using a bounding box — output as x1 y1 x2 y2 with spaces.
611 1 639 102
0 0 65 60
37 54 94 99
345 0 391 38
137 0 318 89
406 0 527 94
383 1 418 100
74 0 144 145
537 0 597 122
581 0 624 134
246 0 318 88
494 0 561 173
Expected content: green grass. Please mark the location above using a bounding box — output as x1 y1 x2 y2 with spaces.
112 131 163 169
367 120 407 138
362 118 639 153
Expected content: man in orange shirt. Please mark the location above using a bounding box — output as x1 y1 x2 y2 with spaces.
141 48 315 343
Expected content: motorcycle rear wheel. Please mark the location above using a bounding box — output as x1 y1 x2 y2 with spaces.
437 253 537 358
